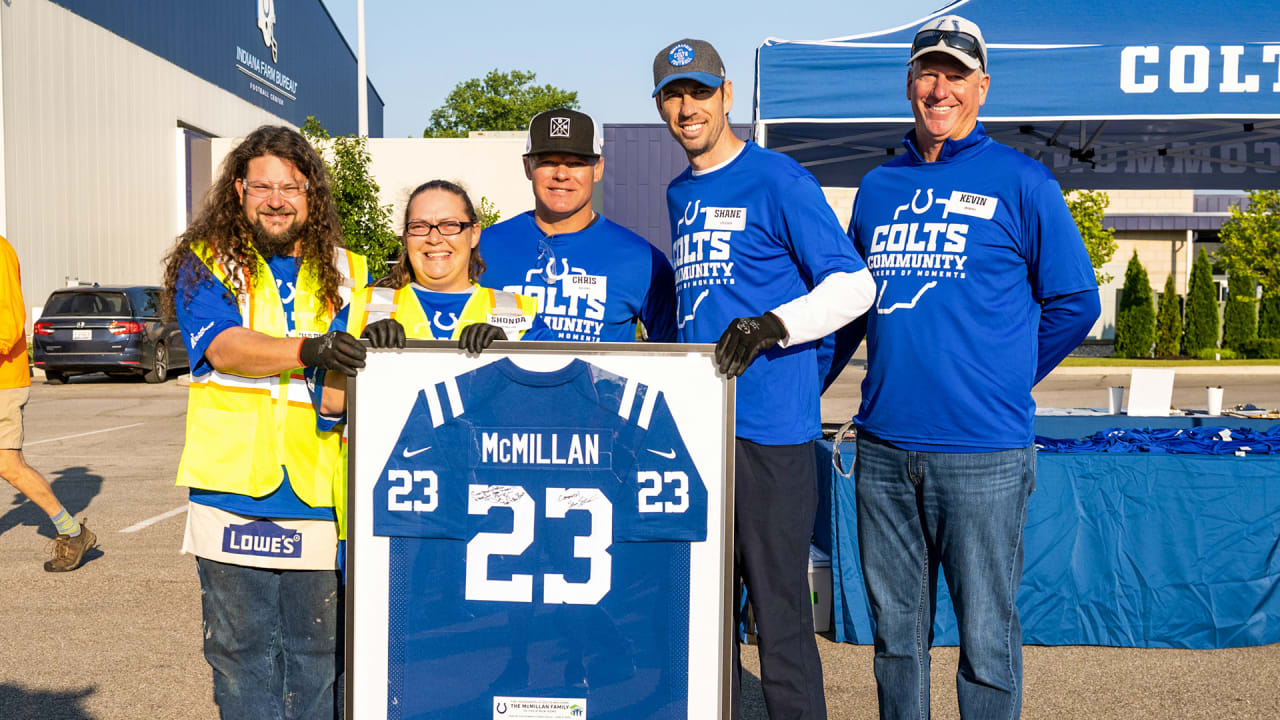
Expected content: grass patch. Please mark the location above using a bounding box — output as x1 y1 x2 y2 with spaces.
1059 357 1280 367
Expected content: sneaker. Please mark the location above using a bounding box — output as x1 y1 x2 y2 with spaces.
44 520 97 572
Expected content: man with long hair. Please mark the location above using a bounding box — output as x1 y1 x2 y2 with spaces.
161 125 369 719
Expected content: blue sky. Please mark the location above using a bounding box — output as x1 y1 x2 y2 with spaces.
321 0 945 138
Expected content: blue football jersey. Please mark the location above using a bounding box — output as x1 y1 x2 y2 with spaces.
372 358 707 719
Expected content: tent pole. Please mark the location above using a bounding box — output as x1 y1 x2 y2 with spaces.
755 122 768 148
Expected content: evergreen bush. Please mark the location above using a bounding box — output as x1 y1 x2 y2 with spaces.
1154 273 1182 356
1222 271 1257 351
1259 293 1280 339
1183 249 1219 354
1113 252 1156 358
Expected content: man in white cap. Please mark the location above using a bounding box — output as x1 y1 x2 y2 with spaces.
482 108 676 343
843 15 1100 719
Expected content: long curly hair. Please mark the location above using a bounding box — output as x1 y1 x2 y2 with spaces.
372 180 486 289
161 125 346 319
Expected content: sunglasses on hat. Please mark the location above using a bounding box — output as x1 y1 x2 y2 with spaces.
911 29 985 69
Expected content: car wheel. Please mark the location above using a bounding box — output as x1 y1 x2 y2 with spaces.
144 343 169 384
44 370 67 385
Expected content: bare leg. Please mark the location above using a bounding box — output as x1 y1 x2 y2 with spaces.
0 448 64 517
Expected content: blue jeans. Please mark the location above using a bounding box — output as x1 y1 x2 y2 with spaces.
196 557 344 720
854 432 1035 720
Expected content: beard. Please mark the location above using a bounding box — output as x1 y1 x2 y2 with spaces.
248 212 303 258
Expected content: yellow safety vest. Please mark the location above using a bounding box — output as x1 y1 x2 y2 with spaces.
175 243 368 508
333 284 539 538
345 284 539 341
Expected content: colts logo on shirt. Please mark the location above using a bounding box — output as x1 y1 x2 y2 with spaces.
672 200 741 329
865 187 986 315
222 520 303 558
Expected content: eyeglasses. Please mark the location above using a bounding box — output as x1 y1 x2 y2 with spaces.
911 29 985 70
406 220 474 237
241 179 308 199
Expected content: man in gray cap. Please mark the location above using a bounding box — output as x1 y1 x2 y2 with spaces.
481 108 676 343
843 14 1099 720
654 37 876 720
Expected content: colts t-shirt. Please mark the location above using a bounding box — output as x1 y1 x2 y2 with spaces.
372 358 706 719
481 212 677 342
848 124 1098 450
665 141 866 445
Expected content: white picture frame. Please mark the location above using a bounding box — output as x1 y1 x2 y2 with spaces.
345 341 734 720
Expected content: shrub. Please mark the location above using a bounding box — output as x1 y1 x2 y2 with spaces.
1222 271 1257 351
1113 252 1156 358
1260 293 1280 339
1237 338 1280 359
1154 273 1183 356
1194 347 1238 360
1184 249 1219 354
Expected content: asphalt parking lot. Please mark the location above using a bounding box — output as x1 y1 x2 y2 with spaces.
1 366 1277 720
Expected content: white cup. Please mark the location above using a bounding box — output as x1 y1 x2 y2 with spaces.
1107 386 1125 415
1206 386 1224 416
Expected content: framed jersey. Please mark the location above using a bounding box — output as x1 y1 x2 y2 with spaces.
346 342 734 720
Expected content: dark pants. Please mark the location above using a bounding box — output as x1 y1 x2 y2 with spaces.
196 556 344 720
732 438 827 720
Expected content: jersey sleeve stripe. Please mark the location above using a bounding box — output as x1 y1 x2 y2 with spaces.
444 377 464 418
637 386 659 430
424 383 445 427
618 378 638 420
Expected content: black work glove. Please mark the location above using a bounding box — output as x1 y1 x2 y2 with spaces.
458 323 506 354
299 331 366 377
713 312 787 378
361 318 406 349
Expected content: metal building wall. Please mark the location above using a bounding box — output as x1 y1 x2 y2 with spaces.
602 124 752 256
2 0 286 315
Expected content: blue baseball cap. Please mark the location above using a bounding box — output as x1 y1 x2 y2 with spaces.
652 39 726 97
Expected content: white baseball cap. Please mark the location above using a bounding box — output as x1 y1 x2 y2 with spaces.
908 15 987 72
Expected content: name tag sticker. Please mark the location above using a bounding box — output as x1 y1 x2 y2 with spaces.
702 206 747 231
485 313 534 336
562 274 607 301
946 191 998 220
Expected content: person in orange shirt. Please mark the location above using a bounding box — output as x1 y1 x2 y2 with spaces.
0 235 97 571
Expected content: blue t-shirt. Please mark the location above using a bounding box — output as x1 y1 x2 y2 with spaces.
174 253 339 520
372 358 706 719
481 211 677 342
847 124 1097 450
665 141 866 445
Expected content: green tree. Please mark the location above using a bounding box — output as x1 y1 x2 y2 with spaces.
476 196 501 229
1183 248 1220 354
301 117 400 276
1063 189 1118 284
1222 270 1257 351
1113 252 1155 358
1218 189 1280 301
1154 273 1183 356
423 70 579 138
1260 292 1280 339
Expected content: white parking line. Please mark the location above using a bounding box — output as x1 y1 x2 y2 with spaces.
26 422 145 446
120 505 188 534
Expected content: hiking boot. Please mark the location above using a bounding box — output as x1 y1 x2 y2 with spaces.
44 520 97 572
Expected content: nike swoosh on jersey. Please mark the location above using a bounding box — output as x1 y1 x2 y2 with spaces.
403 446 432 458
647 448 677 459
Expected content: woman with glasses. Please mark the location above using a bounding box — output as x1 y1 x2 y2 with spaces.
314 179 545 544
332 179 544 352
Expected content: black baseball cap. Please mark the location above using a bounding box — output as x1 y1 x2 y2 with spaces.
652 39 726 97
523 109 602 158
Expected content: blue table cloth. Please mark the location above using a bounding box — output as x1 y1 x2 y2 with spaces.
816 439 1280 648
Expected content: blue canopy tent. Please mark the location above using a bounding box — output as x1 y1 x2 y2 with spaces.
754 0 1280 189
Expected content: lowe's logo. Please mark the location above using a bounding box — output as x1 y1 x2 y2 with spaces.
223 520 302 558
